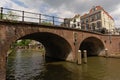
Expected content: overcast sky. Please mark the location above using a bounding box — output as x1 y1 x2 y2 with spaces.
1 0 120 27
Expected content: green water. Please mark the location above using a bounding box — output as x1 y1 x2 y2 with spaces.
7 49 120 80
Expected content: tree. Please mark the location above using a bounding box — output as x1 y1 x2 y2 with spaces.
41 21 53 26
0 13 6 19
16 40 31 46
0 11 18 20
100 28 108 34
4 11 18 20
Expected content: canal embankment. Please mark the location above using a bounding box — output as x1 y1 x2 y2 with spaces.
107 53 120 58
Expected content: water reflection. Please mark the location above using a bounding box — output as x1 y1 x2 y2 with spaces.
7 49 120 80
7 49 45 80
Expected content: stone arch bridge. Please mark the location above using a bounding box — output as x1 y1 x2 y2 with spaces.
0 20 120 80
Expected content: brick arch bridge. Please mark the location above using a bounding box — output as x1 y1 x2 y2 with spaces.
0 20 120 80
19 32 72 60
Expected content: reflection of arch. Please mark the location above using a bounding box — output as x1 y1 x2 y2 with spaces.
79 37 105 56
12 32 72 60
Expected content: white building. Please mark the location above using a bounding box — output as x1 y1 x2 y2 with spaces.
64 14 81 29
70 14 81 29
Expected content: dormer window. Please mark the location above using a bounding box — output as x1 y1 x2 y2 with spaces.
93 7 96 11
92 6 96 12
86 19 88 23
74 19 76 22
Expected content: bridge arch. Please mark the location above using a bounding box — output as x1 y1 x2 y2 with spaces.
10 32 72 60
79 37 105 56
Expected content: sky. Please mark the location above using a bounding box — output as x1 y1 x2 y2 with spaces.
0 0 120 27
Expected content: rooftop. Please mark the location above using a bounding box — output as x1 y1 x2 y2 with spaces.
81 6 114 20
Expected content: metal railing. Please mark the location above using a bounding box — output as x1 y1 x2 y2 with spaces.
0 7 117 35
0 7 64 26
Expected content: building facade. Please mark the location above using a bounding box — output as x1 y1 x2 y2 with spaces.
64 14 81 29
81 6 115 33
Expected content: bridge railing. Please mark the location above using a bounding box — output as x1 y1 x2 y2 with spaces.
0 7 64 26
0 7 118 35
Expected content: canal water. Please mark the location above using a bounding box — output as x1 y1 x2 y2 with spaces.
7 49 120 80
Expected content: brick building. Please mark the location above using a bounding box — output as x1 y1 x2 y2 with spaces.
81 6 115 33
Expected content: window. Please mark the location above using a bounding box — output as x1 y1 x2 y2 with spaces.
89 24 92 30
95 14 97 20
81 20 84 24
81 25 85 30
86 24 89 30
74 19 76 22
96 13 101 19
92 7 96 12
90 17 92 21
72 24 76 28
91 15 95 21
86 18 88 23
77 22 80 26
97 21 101 28
92 23 95 30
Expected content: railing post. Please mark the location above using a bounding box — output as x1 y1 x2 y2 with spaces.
63 22 66 27
39 14 41 24
0 7 3 19
22 11 24 22
53 16 54 25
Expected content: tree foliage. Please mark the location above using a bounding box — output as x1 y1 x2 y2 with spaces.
16 40 31 46
4 11 18 20
41 21 53 25
0 11 18 20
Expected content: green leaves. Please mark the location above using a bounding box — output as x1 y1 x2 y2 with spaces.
4 11 19 20
0 11 19 20
14 39 31 46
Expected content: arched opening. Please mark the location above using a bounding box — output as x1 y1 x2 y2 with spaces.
7 32 72 61
79 37 105 56
18 32 72 60
6 32 72 80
